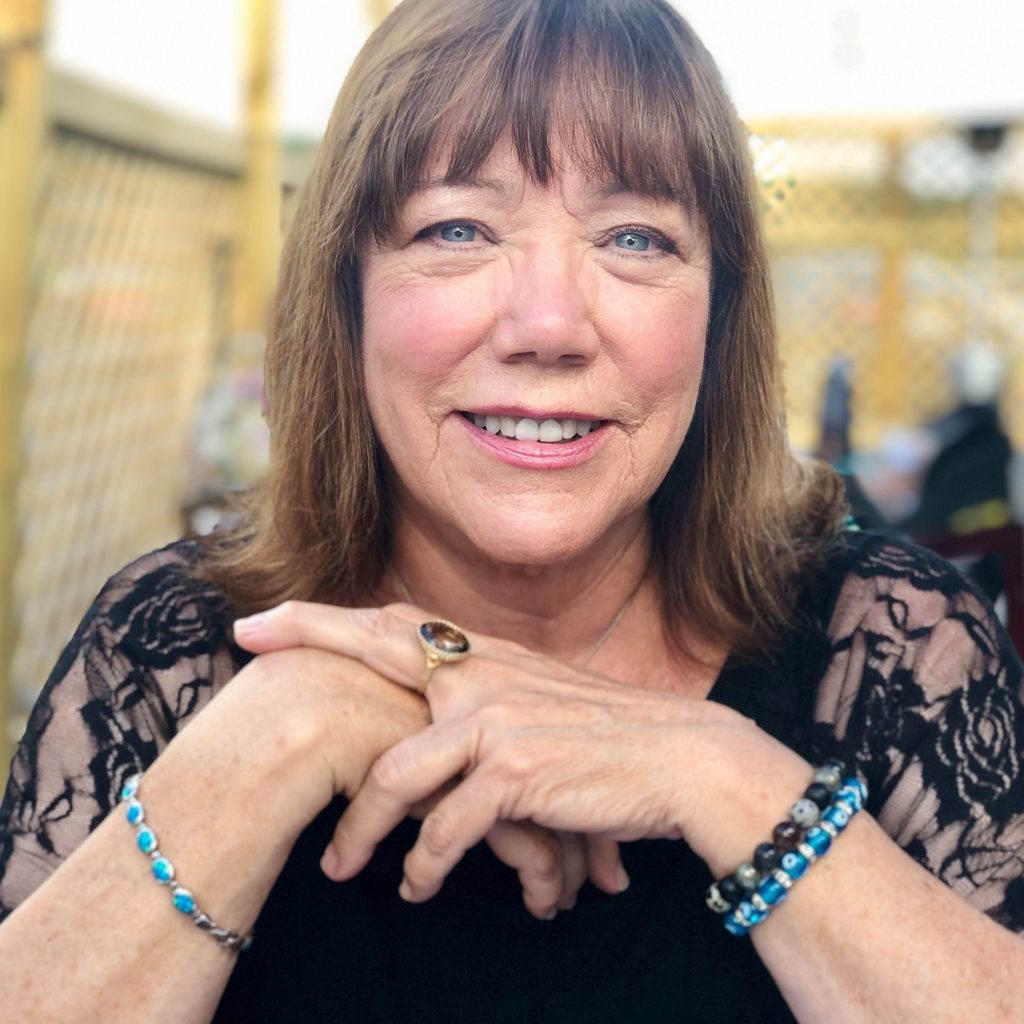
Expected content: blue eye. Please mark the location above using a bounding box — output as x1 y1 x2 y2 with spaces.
615 231 651 251
439 223 477 243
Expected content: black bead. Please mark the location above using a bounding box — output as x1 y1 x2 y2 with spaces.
753 842 780 872
718 875 743 906
804 782 831 809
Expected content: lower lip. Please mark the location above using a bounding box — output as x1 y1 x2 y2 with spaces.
456 415 610 470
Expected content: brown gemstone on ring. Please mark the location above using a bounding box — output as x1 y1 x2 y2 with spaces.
418 620 470 657
417 620 470 685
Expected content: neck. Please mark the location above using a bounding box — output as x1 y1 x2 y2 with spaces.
385 506 655 667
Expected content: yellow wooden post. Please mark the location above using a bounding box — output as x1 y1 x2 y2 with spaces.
0 0 49 777
871 131 909 432
232 0 280 354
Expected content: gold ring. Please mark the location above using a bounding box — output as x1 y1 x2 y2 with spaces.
417 619 471 685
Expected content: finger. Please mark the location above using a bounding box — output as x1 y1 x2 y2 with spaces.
233 602 432 691
400 776 505 905
325 723 476 880
586 835 630 895
485 822 564 921
554 831 588 910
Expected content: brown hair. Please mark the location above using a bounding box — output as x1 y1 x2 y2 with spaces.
204 0 845 657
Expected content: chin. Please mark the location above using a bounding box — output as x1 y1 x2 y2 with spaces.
454 512 619 570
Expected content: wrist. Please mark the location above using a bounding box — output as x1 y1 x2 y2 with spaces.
709 768 869 936
673 728 814 878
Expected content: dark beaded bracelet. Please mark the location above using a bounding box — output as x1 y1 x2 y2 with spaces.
704 761 867 934
752 842 779 873
804 782 832 809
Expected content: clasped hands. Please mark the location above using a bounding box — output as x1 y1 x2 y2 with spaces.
233 601 778 920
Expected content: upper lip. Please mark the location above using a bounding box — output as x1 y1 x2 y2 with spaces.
459 406 607 421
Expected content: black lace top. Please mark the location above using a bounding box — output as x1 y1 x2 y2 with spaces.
1 531 1022 1023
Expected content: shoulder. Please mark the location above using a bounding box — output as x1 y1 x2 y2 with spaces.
813 530 1022 782
808 533 1024 928
818 530 1013 669
74 538 238 670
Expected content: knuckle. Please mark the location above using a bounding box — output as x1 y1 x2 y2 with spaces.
274 599 302 622
402 852 435 890
379 601 414 622
527 836 559 881
367 749 404 795
419 809 458 859
490 743 533 784
360 606 403 639
473 702 516 733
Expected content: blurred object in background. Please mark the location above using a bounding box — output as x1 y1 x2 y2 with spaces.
183 345 270 538
814 357 889 531
903 342 1011 538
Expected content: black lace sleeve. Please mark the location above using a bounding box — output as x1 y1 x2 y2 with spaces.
0 542 242 923
814 533 1024 931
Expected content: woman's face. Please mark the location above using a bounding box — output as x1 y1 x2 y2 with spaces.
361 139 712 568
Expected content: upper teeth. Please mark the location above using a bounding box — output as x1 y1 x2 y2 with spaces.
470 414 600 442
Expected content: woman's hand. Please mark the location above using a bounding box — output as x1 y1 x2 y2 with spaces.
234 602 808 906
234 605 630 919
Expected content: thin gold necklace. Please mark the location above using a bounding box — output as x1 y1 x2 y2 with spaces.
393 573 640 667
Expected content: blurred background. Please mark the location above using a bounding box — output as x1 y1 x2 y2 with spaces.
1 0 1023 781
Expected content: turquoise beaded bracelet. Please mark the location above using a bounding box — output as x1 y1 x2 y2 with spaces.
705 760 867 937
121 773 254 953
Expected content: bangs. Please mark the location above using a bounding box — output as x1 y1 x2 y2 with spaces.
351 0 726 243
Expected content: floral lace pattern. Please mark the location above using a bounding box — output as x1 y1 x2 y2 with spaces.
0 543 241 916
1 533 1022 931
812 535 1024 929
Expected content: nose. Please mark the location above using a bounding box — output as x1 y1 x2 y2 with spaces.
490 251 600 366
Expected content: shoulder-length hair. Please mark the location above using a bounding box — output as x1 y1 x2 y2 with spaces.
204 0 845 658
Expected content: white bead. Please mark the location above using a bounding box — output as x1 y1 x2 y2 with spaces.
705 883 731 913
790 797 821 827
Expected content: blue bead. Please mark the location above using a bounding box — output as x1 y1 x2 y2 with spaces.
172 888 196 914
823 804 850 831
838 781 864 811
120 775 140 801
136 827 157 854
125 799 144 826
780 850 809 880
757 876 787 907
738 899 767 926
724 914 750 937
805 826 832 856
152 857 175 884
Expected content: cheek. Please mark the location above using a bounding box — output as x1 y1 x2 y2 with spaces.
362 269 494 389
604 286 709 415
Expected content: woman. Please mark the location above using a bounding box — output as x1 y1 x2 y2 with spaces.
1 0 1022 1020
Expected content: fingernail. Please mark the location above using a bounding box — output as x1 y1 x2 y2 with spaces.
399 879 413 902
544 907 558 921
564 895 577 911
320 845 340 879
616 866 630 893
233 613 267 635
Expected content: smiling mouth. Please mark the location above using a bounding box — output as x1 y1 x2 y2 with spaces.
460 412 605 444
